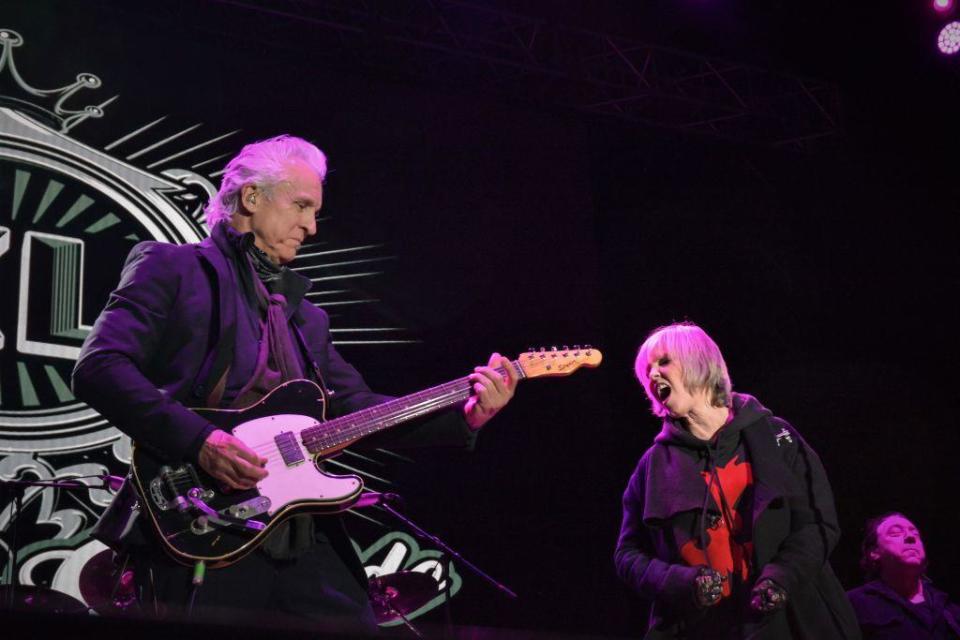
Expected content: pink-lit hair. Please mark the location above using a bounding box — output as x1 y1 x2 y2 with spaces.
634 322 732 417
203 134 328 227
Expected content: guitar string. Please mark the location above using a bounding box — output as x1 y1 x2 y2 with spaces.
304 393 468 453
253 363 518 452
246 384 470 454
303 382 473 446
201 388 475 473
229 360 526 459
244 398 450 451
157 363 534 506
242 388 471 461
298 366 510 443
165 356 560 468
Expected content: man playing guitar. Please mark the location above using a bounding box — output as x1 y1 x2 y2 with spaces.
72 135 518 634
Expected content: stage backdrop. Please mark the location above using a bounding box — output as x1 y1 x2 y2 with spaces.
2 1 959 637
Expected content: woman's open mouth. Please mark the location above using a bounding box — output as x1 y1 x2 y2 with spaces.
655 381 671 401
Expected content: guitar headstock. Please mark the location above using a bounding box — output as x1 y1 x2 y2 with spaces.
516 346 602 379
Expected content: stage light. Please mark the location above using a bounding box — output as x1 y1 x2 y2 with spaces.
934 0 953 12
938 21 960 54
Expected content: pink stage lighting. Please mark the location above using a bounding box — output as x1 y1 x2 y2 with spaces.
938 21 960 54
934 0 954 12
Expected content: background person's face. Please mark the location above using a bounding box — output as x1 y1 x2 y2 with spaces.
873 515 926 574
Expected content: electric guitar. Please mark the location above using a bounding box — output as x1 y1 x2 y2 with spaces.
130 347 602 567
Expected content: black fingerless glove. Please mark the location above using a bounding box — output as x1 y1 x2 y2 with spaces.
693 567 726 608
750 577 787 613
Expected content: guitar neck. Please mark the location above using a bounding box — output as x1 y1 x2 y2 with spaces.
300 361 525 453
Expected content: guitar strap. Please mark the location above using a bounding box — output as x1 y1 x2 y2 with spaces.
193 247 237 408
291 317 329 395
205 365 231 408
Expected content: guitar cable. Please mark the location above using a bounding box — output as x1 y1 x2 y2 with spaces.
187 560 206 616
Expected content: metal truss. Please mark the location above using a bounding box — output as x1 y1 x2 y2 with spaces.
163 0 843 149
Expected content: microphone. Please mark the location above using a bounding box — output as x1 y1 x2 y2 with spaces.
354 492 382 508
354 492 404 509
380 492 406 509
99 474 126 491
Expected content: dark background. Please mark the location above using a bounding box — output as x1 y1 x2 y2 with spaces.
3 0 959 636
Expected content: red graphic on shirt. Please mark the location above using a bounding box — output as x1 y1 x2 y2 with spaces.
679 455 754 597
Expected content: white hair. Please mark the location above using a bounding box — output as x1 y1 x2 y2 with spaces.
204 134 327 227
635 322 733 417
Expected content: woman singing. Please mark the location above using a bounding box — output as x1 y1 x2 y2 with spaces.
614 322 859 639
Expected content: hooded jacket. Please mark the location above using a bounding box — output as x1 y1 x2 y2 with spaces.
615 393 861 639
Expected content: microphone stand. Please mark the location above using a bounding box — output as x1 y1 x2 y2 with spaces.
1 476 110 612
372 493 517 638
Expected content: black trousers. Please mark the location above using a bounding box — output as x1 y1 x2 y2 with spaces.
132 539 379 636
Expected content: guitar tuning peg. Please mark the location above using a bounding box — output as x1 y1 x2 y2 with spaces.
551 345 557 351
562 345 569 351
539 346 546 352
574 344 581 350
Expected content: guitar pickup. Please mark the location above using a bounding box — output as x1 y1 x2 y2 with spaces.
274 431 305 467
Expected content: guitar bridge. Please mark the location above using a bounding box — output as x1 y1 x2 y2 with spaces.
188 496 271 536
185 489 266 533
225 496 272 519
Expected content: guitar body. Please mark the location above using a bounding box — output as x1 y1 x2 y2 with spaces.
131 379 364 568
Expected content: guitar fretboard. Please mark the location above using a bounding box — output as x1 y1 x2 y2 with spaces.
300 362 524 453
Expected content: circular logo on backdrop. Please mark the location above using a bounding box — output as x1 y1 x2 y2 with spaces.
0 104 209 454
0 28 219 603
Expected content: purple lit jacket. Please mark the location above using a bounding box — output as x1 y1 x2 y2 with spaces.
614 394 860 639
848 579 960 639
